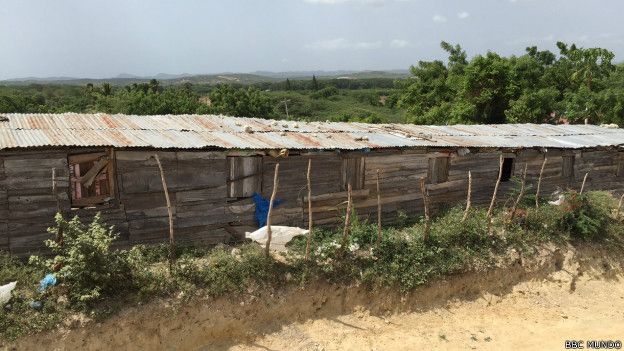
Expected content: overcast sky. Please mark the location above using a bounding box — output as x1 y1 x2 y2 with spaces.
0 0 623 79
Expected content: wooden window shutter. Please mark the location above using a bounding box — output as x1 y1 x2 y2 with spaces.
341 156 365 190
562 155 575 179
428 157 449 184
227 156 262 198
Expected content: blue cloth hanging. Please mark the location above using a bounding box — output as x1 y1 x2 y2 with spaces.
252 193 283 227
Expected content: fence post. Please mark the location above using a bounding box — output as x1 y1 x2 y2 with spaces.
419 177 430 241
535 157 547 208
340 183 353 255
305 159 313 261
487 155 504 234
616 193 624 220
510 163 528 222
154 154 175 272
462 171 472 223
265 163 280 257
580 171 590 195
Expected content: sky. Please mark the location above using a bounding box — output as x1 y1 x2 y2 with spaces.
0 0 623 79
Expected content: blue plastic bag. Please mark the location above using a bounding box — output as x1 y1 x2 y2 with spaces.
252 193 283 227
38 274 57 293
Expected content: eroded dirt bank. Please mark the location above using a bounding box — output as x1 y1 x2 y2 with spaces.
11 244 624 351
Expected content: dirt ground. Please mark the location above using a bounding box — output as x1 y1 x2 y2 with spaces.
226 264 624 351
10 245 624 351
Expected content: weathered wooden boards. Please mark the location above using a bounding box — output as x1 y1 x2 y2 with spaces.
116 151 229 246
0 156 8 251
2 152 69 255
1 147 623 254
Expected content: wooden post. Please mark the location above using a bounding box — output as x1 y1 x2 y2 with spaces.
305 159 313 261
580 171 590 195
52 168 61 213
487 155 504 233
376 169 382 247
510 163 528 222
462 171 472 223
616 193 624 220
154 154 175 272
535 157 547 208
265 163 280 257
419 177 430 241
340 183 353 255
52 168 63 245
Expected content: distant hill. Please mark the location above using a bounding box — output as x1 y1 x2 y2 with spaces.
1 70 410 86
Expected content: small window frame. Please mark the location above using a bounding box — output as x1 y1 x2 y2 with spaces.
68 148 117 208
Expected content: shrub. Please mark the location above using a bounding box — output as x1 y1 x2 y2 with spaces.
311 86 339 99
29 213 134 308
174 244 279 295
561 191 616 240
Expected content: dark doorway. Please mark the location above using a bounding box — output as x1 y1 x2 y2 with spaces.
501 158 514 182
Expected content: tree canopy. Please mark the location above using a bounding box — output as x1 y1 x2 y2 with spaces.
396 41 624 125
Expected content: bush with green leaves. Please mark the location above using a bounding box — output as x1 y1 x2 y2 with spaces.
29 213 135 307
560 191 617 240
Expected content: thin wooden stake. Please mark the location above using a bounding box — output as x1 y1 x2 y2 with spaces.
535 157 547 208
616 193 624 220
419 177 430 241
376 169 382 247
510 163 528 222
462 171 472 223
154 154 175 272
52 168 63 245
580 171 590 195
340 183 353 255
487 155 504 234
304 159 313 261
265 163 280 257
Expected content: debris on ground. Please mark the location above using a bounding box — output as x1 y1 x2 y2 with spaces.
0 281 17 305
246 226 309 252
38 274 57 293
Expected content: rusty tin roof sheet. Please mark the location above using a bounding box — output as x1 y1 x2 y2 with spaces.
0 113 623 150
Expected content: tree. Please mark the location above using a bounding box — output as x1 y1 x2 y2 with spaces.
397 40 619 126
208 85 275 118
312 75 319 91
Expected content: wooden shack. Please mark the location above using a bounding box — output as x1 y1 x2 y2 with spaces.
1 113 623 254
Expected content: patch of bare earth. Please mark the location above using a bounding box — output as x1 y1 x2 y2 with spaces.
11 245 624 351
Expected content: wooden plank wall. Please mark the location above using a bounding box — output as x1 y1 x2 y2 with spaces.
115 151 229 246
1 151 70 255
0 155 8 251
261 148 624 228
1 147 623 254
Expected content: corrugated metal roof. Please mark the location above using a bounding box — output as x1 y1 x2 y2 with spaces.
0 113 623 150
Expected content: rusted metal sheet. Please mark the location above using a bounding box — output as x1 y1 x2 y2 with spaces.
1 113 623 151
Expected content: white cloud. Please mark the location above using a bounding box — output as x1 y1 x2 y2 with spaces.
304 38 383 51
390 39 411 48
432 14 447 23
457 11 470 19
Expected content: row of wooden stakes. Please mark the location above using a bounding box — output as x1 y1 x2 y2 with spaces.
52 154 624 274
